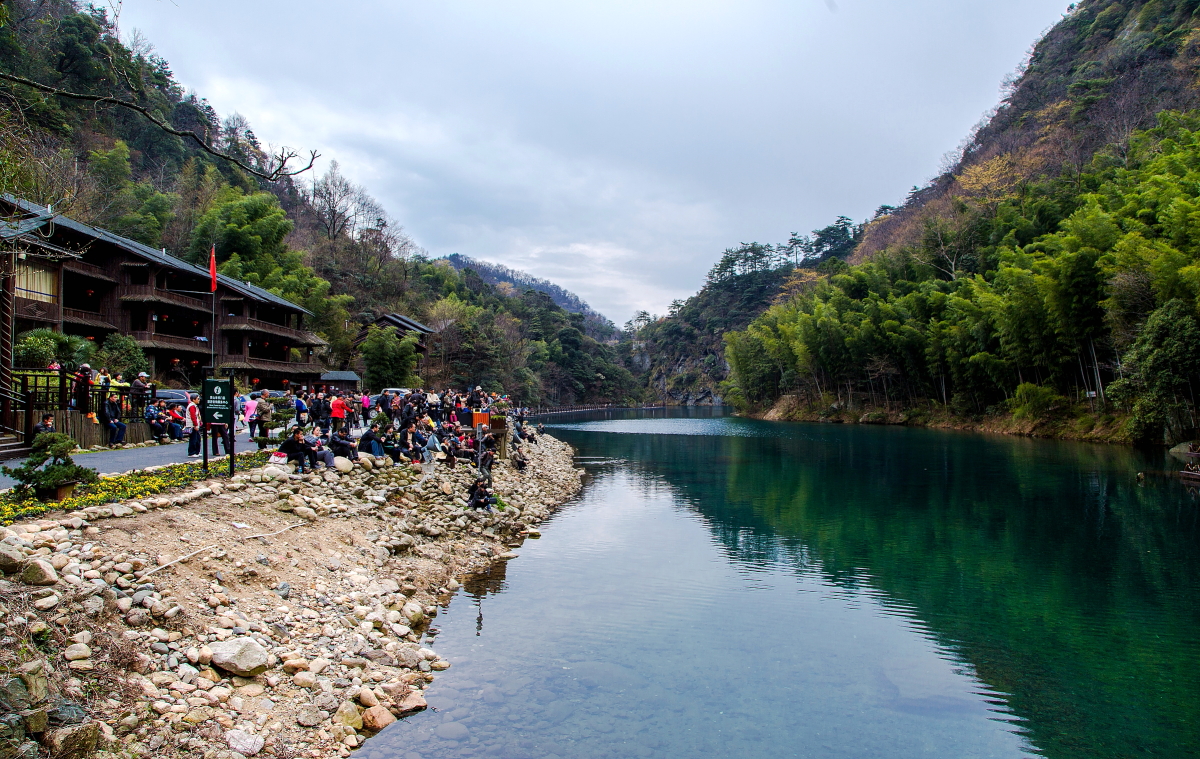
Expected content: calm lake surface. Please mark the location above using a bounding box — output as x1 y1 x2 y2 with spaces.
364 408 1200 759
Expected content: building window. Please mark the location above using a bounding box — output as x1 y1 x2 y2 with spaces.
15 261 58 303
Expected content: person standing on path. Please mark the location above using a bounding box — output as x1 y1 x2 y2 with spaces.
233 390 247 432
71 363 93 418
330 393 347 434
256 390 274 438
243 395 258 438
185 393 202 457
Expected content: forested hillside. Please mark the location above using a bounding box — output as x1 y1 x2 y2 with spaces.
723 0 1200 445
621 217 862 404
0 0 636 405
443 253 617 340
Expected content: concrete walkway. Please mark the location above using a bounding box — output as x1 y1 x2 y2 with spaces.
0 429 260 490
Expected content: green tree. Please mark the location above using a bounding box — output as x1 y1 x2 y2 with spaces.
1109 300 1200 443
94 333 149 377
15 329 95 371
189 191 292 266
360 326 420 392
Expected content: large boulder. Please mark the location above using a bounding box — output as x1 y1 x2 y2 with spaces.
226 728 265 756
208 638 270 677
332 700 362 730
361 705 396 732
401 602 424 625
19 560 57 586
394 691 427 713
43 721 99 759
391 647 422 669
0 546 23 574
333 456 354 473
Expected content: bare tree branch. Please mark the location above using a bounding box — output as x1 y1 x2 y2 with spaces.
0 71 319 181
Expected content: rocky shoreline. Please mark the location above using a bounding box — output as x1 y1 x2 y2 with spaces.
754 395 1133 445
0 436 582 759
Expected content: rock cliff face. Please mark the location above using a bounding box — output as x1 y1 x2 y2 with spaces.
664 386 724 407
854 0 1200 262
0 437 581 758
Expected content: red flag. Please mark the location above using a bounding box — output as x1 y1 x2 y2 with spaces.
208 245 218 292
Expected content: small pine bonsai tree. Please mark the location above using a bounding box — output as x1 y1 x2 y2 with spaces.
2 433 99 498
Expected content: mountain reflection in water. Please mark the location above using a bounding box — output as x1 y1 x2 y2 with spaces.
363 408 1200 759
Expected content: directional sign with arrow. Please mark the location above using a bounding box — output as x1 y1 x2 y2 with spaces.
201 378 233 425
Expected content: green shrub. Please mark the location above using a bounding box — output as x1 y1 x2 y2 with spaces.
13 333 55 368
14 329 96 370
1011 383 1066 420
94 333 149 377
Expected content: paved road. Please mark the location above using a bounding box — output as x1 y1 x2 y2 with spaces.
0 429 260 490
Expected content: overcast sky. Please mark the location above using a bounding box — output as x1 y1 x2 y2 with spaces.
119 0 1069 324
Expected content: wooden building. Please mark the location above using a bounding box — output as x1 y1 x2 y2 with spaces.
1 195 326 391
354 313 434 351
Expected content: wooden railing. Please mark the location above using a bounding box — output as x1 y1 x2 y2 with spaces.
63 258 117 282
130 331 212 353
219 315 315 343
526 404 663 417
62 307 116 327
119 284 209 312
218 355 325 373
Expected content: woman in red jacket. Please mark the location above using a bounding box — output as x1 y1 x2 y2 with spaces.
330 394 347 434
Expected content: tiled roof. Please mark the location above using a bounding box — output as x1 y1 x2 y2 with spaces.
2 195 312 316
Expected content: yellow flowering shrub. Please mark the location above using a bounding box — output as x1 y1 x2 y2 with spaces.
0 450 271 526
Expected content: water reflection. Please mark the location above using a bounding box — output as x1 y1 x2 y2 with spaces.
363 409 1200 759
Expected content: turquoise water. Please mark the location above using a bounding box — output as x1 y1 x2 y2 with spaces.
364 408 1200 759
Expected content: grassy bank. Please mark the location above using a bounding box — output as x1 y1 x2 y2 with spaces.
754 395 1133 445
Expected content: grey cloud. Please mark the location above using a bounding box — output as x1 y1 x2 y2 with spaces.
123 0 1070 322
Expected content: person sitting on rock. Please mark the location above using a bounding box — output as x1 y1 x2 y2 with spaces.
381 425 403 464
359 422 385 457
329 428 359 460
467 477 494 511
302 430 336 469
278 427 318 473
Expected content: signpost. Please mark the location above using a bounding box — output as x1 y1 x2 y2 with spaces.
201 378 234 476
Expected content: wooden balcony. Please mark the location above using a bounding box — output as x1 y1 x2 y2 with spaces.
62 308 118 330
63 259 118 283
218 315 326 346
131 331 213 354
119 284 209 312
217 354 325 374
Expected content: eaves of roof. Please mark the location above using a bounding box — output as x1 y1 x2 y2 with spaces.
2 195 313 317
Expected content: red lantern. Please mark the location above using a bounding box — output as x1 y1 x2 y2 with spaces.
252 378 260 385
281 379 289 385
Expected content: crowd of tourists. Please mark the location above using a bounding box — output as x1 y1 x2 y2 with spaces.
59 367 547 504
273 386 546 510
53 364 548 513
60 362 156 446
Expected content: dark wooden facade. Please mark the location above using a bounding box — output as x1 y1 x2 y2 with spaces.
2 196 327 391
